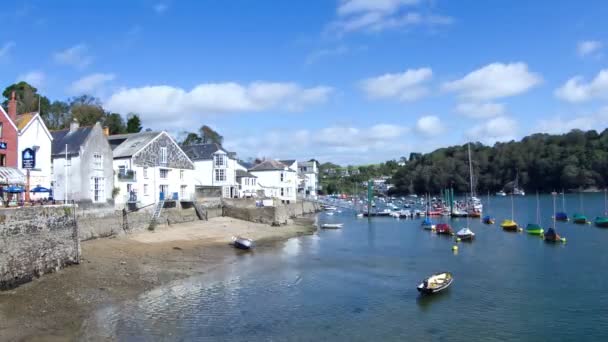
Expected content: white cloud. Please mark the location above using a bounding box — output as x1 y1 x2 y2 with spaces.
456 102 505 118
0 41 15 59
415 115 443 136
467 116 518 144
578 40 602 57
360 67 432 101
329 0 452 35
153 3 168 14
537 107 608 134
443 62 542 100
105 82 332 127
555 69 608 103
16 71 45 89
53 44 93 69
69 73 116 95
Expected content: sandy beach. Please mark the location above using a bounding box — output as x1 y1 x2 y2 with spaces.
0 216 316 341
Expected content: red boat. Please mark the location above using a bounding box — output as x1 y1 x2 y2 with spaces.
428 210 443 216
435 223 453 235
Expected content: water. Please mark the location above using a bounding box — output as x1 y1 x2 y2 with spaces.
87 194 608 341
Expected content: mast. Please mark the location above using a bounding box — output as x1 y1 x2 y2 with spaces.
536 191 540 225
552 191 557 230
605 188 607 216
467 143 474 197
511 193 514 221
562 189 566 212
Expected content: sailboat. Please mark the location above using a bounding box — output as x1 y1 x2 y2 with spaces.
594 189 608 228
482 190 495 224
466 143 482 217
545 192 566 243
555 190 568 222
526 192 544 235
458 161 475 240
572 192 588 224
501 194 519 231
421 194 436 230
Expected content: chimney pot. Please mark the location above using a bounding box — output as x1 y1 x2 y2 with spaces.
70 119 80 133
7 91 17 121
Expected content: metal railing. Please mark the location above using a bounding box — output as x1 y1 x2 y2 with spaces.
117 170 136 181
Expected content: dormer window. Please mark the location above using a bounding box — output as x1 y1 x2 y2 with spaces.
160 147 168 165
214 154 225 167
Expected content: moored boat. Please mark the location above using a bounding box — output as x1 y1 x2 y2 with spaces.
435 223 453 235
496 190 507 197
572 213 588 224
544 227 565 243
321 223 343 229
555 212 568 221
482 215 495 224
421 217 436 230
456 227 475 241
501 219 518 231
525 223 544 235
417 272 453 294
594 216 608 227
231 236 254 250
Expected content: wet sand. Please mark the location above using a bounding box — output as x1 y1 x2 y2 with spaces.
0 217 316 341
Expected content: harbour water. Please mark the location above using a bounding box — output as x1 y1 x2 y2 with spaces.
87 194 608 341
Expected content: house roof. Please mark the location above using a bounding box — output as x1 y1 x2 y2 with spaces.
236 169 257 178
51 127 94 157
14 112 36 130
280 159 296 166
249 159 290 172
108 131 162 158
181 143 229 161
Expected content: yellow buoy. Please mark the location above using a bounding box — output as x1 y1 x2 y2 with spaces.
452 245 458 251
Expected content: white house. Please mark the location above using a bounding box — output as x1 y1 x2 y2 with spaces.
182 143 240 198
249 160 297 203
51 121 114 204
108 131 195 209
236 169 259 198
298 159 320 198
280 159 298 172
15 112 53 200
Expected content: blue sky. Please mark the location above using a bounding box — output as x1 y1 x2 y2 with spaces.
2 0 608 165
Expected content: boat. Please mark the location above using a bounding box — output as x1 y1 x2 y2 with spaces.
555 190 568 221
421 217 436 230
456 227 475 241
467 209 481 218
572 213 588 224
526 192 544 235
482 215 495 224
451 208 468 217
231 236 254 250
501 194 519 231
417 272 453 294
356 213 364 218
326 212 334 216
513 188 525 196
595 189 608 227
321 223 343 229
496 190 507 197
435 223 453 235
544 227 565 243
323 205 337 211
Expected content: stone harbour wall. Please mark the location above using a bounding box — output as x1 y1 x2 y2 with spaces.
0 206 80 290
223 200 321 225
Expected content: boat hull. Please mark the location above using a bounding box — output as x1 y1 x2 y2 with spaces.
232 237 254 250
417 272 453 294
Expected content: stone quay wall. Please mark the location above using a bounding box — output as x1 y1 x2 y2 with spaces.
222 199 321 225
0 206 80 290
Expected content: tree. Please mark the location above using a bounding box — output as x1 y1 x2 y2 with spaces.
2 81 50 115
105 113 126 134
45 100 70 130
126 113 142 133
200 125 223 144
69 95 105 126
181 132 202 146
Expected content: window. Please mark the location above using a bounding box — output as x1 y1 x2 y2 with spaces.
214 154 225 167
215 169 226 182
93 153 103 170
245 178 249 186
252 178 256 186
143 167 148 179
0 122 3 138
280 172 284 182
0 154 5 166
160 169 168 179
180 185 187 199
144 184 149 196
92 177 105 202
286 187 290 196
281 188 284 196
118 165 126 176
180 170 184 180
160 147 167 164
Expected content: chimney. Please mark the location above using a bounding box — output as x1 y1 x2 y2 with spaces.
70 119 80 133
8 91 17 121
103 126 110 136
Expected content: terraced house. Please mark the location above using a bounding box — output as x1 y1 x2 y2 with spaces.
182 143 240 198
108 131 195 209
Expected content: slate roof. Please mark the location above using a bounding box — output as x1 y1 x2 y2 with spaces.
236 169 257 178
249 160 290 172
108 131 161 158
280 159 296 167
181 143 229 161
51 127 94 157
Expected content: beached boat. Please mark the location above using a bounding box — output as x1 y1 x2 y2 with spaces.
544 227 565 243
417 272 453 294
232 236 254 250
435 223 453 235
321 223 343 229
456 227 475 241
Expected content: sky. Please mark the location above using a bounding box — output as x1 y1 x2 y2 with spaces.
2 0 608 165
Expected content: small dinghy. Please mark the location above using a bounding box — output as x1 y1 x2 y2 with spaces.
417 272 453 294
231 236 254 250
544 227 566 243
501 219 518 231
421 217 436 230
435 223 453 235
321 223 343 229
555 212 568 222
525 223 544 235
594 216 608 228
572 213 588 224
482 215 495 224
456 227 475 241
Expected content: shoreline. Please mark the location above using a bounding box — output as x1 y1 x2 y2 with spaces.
0 216 317 341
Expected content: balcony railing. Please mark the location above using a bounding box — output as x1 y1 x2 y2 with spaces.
117 170 136 181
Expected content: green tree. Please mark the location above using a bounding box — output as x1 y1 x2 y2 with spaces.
181 132 202 146
69 95 105 126
45 100 70 130
126 113 142 133
105 113 126 134
200 125 223 144
2 81 50 115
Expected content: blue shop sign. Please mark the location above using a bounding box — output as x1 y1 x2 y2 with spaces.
22 148 36 169
0 142 6 149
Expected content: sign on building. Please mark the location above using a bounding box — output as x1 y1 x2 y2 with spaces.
0 142 7 150
22 148 36 169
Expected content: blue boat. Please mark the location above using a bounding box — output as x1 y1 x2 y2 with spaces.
555 212 568 221
421 217 435 230
482 215 495 224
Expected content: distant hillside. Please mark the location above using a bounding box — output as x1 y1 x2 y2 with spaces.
390 129 608 195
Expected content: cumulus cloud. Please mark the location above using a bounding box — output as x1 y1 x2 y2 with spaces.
555 69 608 103
415 115 443 136
443 62 542 100
16 71 45 89
69 73 116 95
360 67 432 101
467 116 518 144
105 82 332 127
537 107 608 134
0 41 15 59
53 44 93 69
328 0 452 35
578 40 602 57
456 102 505 118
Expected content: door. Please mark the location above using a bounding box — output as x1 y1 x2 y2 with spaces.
159 185 169 200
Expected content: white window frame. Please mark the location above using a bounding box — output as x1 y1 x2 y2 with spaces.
180 185 187 199
252 178 256 186
93 152 103 170
280 172 284 182
160 147 168 165
160 169 168 179
281 188 284 197
144 184 149 196
215 169 226 182
92 177 105 202
180 169 184 180
214 154 225 167
143 167 148 179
